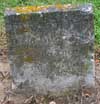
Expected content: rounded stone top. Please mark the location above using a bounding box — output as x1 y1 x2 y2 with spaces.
4 3 93 16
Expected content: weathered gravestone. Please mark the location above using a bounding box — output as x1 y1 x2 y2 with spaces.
5 4 95 103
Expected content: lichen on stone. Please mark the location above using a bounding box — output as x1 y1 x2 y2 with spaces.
16 25 31 33
14 4 72 13
23 56 33 63
20 14 31 22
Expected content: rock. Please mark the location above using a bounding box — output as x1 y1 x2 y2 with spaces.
5 3 95 101
49 101 56 104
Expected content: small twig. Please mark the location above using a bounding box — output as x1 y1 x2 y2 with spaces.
0 71 10 81
23 95 34 104
0 71 5 81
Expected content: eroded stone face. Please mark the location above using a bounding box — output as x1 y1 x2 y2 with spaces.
5 4 95 95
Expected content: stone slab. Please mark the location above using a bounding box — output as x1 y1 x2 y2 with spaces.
5 4 95 96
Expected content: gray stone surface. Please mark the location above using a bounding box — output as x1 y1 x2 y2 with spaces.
5 4 95 95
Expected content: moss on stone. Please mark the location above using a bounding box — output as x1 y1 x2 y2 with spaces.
23 56 33 63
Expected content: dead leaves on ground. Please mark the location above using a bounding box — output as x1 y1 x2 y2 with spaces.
0 71 10 81
23 96 34 104
95 49 100 63
0 95 14 104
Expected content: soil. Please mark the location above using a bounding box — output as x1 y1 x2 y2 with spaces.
0 48 100 104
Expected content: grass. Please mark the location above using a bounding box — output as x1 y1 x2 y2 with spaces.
0 0 100 45
93 0 100 45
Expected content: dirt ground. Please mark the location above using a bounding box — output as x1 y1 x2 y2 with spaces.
0 49 100 104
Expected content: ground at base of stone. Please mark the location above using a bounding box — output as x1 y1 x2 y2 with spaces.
0 49 99 104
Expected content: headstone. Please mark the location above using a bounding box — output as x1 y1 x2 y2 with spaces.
5 3 95 100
